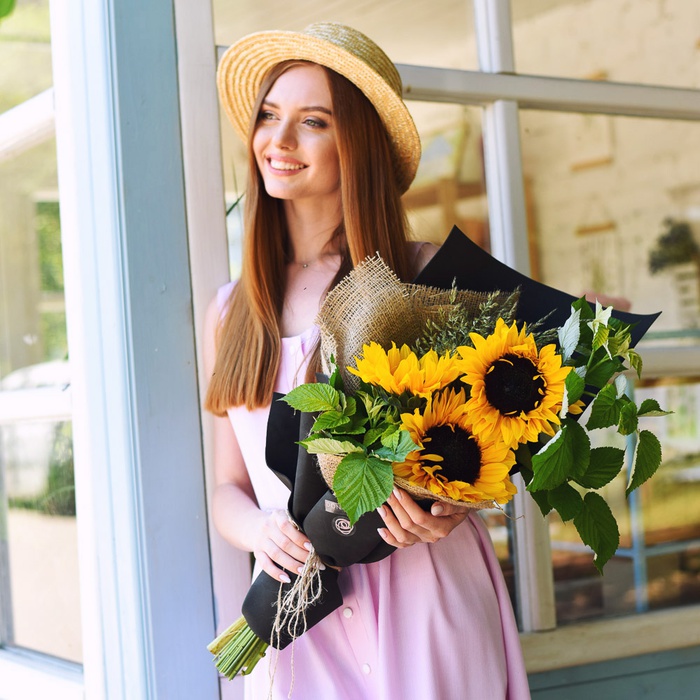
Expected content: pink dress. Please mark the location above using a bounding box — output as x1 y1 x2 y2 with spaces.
219 283 531 700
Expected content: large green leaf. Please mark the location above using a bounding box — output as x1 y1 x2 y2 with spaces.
573 492 620 574
564 370 585 406
529 489 552 517
617 400 638 436
557 308 581 362
0 0 15 21
637 398 673 417
575 446 625 489
312 411 350 432
529 419 590 491
301 437 362 454
282 383 340 412
548 482 583 521
626 430 662 496
333 453 395 524
585 358 622 390
374 428 417 462
586 383 621 430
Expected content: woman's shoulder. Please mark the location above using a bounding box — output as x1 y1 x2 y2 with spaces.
216 279 237 313
408 240 440 276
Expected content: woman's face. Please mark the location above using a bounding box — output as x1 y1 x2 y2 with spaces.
253 64 341 206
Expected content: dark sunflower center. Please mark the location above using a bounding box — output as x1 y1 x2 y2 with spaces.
424 424 481 484
484 353 545 416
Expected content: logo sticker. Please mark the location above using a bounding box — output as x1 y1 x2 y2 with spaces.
333 516 355 536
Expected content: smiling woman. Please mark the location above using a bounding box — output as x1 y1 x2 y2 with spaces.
204 22 530 700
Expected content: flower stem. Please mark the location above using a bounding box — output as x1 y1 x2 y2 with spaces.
209 616 269 679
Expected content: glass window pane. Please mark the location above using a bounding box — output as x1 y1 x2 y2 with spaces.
213 1 478 71
512 0 700 90
0 0 52 112
0 136 81 663
521 108 700 623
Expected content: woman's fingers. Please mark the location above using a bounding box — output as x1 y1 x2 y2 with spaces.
378 489 469 546
254 510 313 580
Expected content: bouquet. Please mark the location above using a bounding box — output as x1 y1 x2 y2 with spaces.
209 227 667 680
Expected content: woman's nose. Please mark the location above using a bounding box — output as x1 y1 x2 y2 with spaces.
272 119 297 149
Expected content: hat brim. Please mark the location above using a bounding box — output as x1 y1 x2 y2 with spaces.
217 30 421 193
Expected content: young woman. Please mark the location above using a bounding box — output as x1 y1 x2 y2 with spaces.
205 23 530 700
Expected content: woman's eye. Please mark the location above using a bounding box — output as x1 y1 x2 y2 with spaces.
258 110 276 121
304 117 327 129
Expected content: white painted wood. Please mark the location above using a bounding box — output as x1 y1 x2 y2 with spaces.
398 64 700 120
0 649 82 700
50 0 218 697
0 90 55 164
173 1 250 699
472 0 557 634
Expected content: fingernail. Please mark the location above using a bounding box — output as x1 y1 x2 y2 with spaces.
432 504 444 515
393 488 402 501
377 527 387 539
318 562 326 570
297 566 304 574
376 505 387 519
280 573 291 583
303 541 313 551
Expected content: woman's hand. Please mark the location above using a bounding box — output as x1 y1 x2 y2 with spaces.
252 509 319 583
376 488 469 548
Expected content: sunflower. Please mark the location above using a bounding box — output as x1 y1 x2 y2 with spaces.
457 318 571 449
347 342 461 398
393 388 517 504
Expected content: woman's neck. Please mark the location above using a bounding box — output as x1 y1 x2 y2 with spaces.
283 196 342 264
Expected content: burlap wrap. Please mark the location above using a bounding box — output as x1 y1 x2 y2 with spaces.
314 254 509 510
317 253 501 393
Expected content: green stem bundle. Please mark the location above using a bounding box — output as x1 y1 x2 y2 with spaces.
208 616 268 679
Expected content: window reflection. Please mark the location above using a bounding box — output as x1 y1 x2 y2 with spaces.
521 109 700 623
512 0 700 90
0 135 80 662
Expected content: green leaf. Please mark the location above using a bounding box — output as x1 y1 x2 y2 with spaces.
626 430 662 496
576 446 625 489
529 489 552 517
638 398 673 417
628 349 643 378
572 296 595 320
328 357 345 391
573 492 620 574
333 453 395 524
617 401 638 436
301 437 362 455
311 411 351 432
585 358 622 389
586 383 621 430
591 324 610 354
548 482 583 521
283 384 340 412
558 308 581 361
363 426 387 447
0 0 15 21
375 429 418 462
529 420 591 491
564 370 585 405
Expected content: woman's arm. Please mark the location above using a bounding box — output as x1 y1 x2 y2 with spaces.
204 295 313 582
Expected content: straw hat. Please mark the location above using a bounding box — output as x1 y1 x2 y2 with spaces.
217 22 421 193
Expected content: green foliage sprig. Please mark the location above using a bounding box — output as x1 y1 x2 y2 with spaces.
519 297 671 573
282 359 419 524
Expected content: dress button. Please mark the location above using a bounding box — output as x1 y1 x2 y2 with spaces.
362 663 371 675
343 607 353 618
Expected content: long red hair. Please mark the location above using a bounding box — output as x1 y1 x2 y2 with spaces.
205 62 413 414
